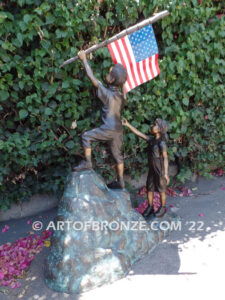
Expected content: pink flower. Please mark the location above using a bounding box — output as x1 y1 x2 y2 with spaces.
20 262 29 270
41 230 52 239
212 168 223 176
2 280 10 286
8 266 15 274
0 271 4 280
11 281 22 289
27 220 32 225
2 225 10 233
221 187 225 191
199 213 204 217
170 205 174 207
0 231 53 289
205 115 208 120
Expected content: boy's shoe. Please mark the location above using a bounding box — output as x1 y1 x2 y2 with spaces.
73 160 92 172
155 206 166 218
142 205 154 218
107 179 125 189
119 177 125 189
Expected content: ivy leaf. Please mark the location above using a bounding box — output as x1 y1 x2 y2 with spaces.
0 91 9 101
62 81 70 89
19 109 28 119
65 141 75 149
45 108 53 115
182 98 189 106
23 14 32 23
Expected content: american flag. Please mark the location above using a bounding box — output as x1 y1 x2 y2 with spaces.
107 24 160 93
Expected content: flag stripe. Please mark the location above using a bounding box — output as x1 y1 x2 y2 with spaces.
143 59 149 82
155 53 160 75
124 36 141 86
125 82 130 93
115 39 136 89
108 42 131 91
140 60 147 82
107 43 117 64
145 58 152 80
149 56 154 79
123 36 140 85
121 37 138 87
152 54 158 77
110 42 133 91
136 62 144 84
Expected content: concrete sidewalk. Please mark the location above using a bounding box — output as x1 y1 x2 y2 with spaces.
0 176 224 300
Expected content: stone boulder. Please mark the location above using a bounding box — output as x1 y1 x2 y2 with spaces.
44 169 177 294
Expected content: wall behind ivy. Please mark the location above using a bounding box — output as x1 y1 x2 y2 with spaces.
0 0 224 210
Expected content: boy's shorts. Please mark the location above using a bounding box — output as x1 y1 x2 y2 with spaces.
82 126 123 164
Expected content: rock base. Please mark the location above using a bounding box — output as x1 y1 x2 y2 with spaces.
44 169 178 294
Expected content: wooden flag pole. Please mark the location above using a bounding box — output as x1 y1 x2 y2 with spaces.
59 10 170 68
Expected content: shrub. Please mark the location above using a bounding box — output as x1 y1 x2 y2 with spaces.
0 0 224 210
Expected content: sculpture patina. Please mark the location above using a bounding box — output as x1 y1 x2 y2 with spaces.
73 50 127 189
122 118 169 218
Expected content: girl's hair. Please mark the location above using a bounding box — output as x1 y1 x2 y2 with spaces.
156 118 169 141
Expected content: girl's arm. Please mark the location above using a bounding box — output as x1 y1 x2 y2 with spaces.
122 119 148 140
162 145 170 185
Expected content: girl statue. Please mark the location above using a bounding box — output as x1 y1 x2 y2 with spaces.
122 118 170 218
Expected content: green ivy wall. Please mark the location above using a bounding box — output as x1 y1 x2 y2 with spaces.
0 0 224 210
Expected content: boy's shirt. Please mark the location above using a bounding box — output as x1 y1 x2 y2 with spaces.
97 83 124 131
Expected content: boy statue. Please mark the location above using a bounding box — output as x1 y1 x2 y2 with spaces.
73 51 127 189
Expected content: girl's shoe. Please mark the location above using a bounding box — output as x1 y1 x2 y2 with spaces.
142 205 154 218
155 206 166 218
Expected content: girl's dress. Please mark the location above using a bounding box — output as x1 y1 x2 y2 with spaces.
146 137 167 192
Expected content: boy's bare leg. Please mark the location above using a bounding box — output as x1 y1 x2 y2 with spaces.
73 147 92 171
117 162 125 189
84 147 92 165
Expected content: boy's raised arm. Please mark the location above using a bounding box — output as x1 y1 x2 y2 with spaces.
122 119 148 140
78 51 100 88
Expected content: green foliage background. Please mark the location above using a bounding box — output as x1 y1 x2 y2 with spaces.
0 0 224 210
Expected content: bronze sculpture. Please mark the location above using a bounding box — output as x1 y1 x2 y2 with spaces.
73 51 127 189
122 118 169 218
44 10 175 295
